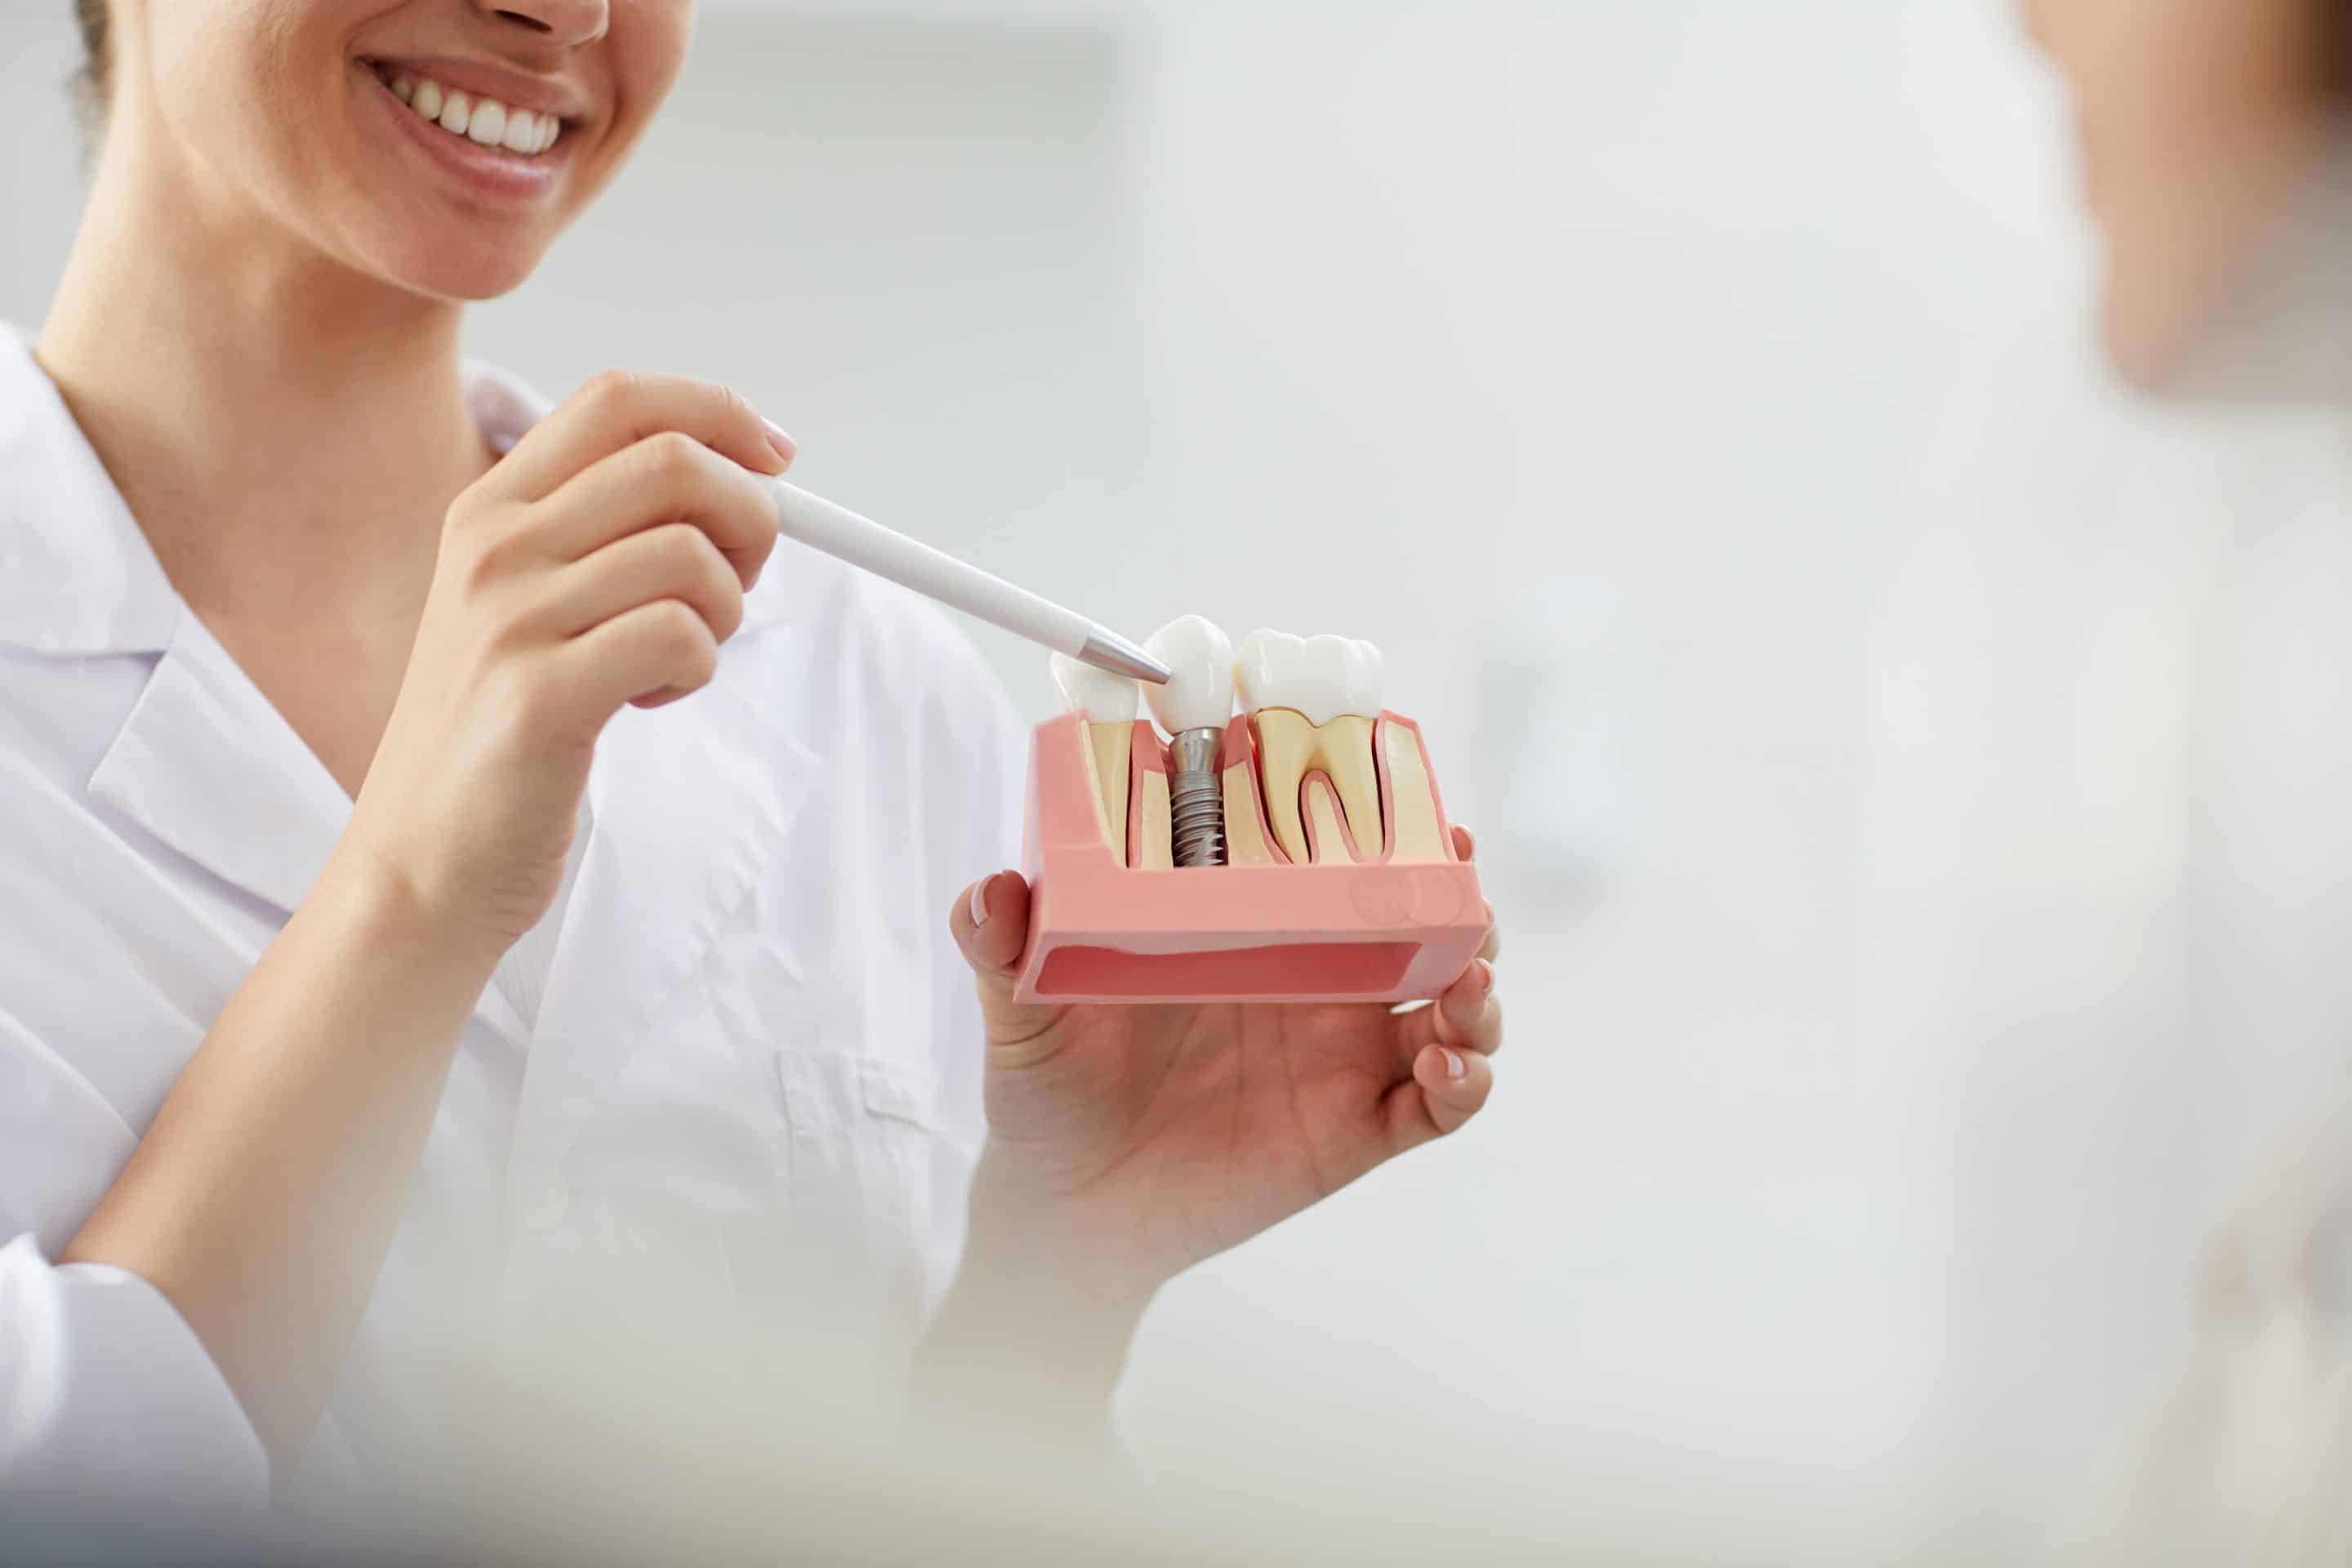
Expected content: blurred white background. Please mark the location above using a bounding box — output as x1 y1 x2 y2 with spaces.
2 0 2151 1560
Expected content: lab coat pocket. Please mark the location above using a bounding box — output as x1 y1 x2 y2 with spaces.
755 1048 942 1346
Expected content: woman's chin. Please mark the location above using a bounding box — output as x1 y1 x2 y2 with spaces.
374 238 548 305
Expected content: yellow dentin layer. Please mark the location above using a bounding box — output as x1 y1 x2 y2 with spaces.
1250 710 1383 863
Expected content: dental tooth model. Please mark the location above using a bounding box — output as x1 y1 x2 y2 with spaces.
1144 616 1236 869
1236 630 1386 865
1049 653 1140 868
1013 612 1485 1004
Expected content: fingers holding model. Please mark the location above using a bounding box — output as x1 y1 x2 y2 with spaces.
345 372 793 947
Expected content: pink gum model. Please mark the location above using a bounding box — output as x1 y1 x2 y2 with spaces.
1012 710 1489 1004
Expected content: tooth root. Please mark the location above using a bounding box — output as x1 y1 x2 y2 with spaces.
1085 723 1131 867
1250 710 1317 865
1316 714 1384 861
1136 767 1174 871
1302 777 1353 862
1383 720 1450 863
1223 760 1278 865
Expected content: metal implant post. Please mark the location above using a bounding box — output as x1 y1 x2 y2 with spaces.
1142 615 1238 869
1167 728 1227 868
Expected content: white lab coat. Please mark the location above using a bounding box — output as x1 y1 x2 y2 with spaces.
0 323 1026 1520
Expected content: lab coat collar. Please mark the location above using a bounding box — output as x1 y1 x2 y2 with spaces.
87 606 354 920
0 323 181 655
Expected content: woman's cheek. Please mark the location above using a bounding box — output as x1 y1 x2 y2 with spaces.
612 3 697 126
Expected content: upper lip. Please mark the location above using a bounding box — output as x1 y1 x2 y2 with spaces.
365 55 591 122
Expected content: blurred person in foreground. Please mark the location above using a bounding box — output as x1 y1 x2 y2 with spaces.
0 0 1505 1553
1864 0 2352 1560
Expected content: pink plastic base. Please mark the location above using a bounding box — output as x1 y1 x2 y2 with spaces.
1013 710 1488 1004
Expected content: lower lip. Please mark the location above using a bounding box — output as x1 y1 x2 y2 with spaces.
358 60 567 204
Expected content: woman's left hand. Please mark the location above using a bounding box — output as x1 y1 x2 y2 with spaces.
942 826 1503 1325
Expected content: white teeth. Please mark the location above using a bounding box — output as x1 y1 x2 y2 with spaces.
1235 630 1384 726
467 100 506 147
1050 653 1139 726
381 67 564 158
1143 616 1236 737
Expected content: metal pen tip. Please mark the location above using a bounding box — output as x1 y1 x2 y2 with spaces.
1079 626 1172 684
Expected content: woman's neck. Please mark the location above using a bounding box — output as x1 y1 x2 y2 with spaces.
35 112 495 619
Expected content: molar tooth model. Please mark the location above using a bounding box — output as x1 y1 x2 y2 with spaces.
1014 619 1488 1004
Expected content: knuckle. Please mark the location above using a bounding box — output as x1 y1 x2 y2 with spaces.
457 515 531 592
581 367 642 412
648 597 712 659
640 428 706 481
644 519 705 572
442 490 486 534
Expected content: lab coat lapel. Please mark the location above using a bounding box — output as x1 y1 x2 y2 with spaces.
509 620 818 1173
87 608 354 924
83 608 538 1051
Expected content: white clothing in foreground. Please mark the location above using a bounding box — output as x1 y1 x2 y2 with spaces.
0 323 1026 1517
1860 307 2352 1557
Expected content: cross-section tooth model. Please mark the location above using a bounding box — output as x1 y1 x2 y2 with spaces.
1143 615 1236 869
1236 630 1386 864
1013 613 1486 1004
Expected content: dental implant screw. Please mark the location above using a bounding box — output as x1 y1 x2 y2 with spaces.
1168 727 1227 868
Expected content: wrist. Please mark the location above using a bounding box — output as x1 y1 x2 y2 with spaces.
313 838 511 982
962 1145 1165 1325
910 1151 1159 1441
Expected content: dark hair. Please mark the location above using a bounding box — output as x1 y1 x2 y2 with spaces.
72 0 109 119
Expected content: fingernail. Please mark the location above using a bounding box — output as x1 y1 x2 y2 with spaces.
760 418 797 466
1477 958 1496 994
1442 1048 1467 1082
969 877 992 929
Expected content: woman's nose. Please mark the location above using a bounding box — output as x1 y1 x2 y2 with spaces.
474 0 608 49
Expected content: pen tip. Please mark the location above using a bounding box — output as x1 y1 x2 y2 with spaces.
1079 627 1172 684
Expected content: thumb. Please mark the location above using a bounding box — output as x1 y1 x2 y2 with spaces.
947 871 1071 1052
952 870 1031 978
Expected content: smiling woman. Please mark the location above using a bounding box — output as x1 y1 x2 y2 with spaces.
0 0 1502 1539
70 0 677 300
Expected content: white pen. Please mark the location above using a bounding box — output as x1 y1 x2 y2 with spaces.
764 479 1169 685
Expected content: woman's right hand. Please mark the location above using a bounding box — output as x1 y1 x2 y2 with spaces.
343 371 794 947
